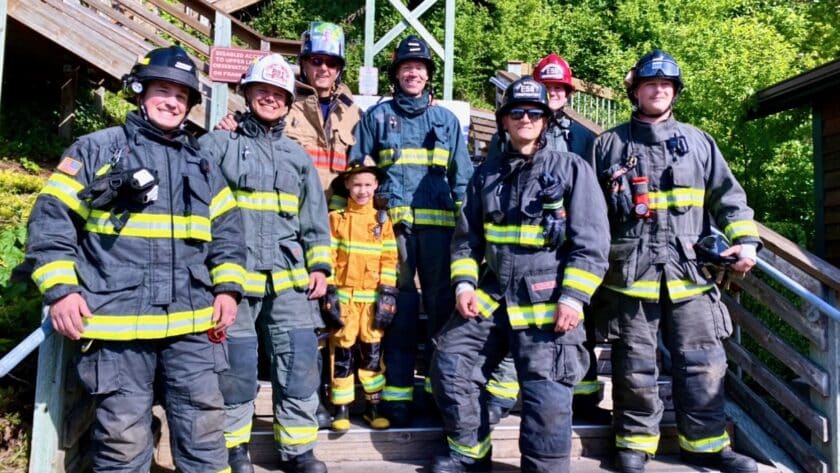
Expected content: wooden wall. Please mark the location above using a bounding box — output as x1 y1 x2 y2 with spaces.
821 92 840 265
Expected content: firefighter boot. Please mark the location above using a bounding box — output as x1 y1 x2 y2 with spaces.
681 447 758 473
331 404 350 432
228 445 255 473
615 449 650 473
316 398 332 430
572 396 612 425
363 392 390 429
385 401 413 427
431 451 492 473
277 450 328 473
487 403 510 426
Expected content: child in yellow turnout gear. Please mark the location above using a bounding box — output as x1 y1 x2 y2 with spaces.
323 163 399 431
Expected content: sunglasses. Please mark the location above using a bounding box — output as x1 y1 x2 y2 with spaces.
308 56 341 69
508 108 546 121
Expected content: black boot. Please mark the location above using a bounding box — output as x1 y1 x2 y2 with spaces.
487 403 510 426
681 447 758 473
364 392 390 429
385 401 413 427
331 404 350 432
615 449 649 473
277 449 328 473
316 401 332 430
431 451 491 473
228 444 255 473
572 397 612 425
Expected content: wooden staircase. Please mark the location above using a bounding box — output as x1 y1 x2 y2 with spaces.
152 349 781 472
6 0 299 130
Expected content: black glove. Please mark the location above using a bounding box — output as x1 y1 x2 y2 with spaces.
543 213 566 249
538 172 564 205
319 285 344 329
78 167 159 209
605 172 633 222
373 285 398 329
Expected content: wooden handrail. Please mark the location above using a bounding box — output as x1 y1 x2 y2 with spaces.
758 222 840 292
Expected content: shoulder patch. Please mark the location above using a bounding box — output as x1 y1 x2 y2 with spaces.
57 157 83 176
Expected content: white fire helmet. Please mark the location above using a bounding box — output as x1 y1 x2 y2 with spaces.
240 54 296 103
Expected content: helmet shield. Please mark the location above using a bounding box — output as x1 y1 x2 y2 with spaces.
300 22 346 64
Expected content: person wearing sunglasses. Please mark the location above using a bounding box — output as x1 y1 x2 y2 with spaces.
285 22 362 211
428 76 610 473
589 50 760 473
348 35 473 428
483 53 610 429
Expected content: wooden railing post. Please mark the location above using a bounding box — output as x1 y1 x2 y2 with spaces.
207 11 231 130
812 287 840 472
0 0 7 113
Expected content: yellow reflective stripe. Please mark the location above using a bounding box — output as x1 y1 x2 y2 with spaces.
475 289 499 318
271 267 310 292
306 245 332 268
574 380 602 395
81 307 215 340
649 188 704 210
606 281 660 300
379 147 450 168
447 434 492 460
210 263 246 287
424 376 433 394
41 173 89 218
332 239 384 255
616 434 660 454
484 223 545 247
563 267 602 298
667 280 714 301
329 194 347 211
380 267 398 286
414 208 456 227
244 271 267 295
273 423 318 446
210 187 237 221
508 303 557 329
224 421 253 448
382 239 397 251
486 379 519 400
678 432 730 453
217 468 231 473
32 260 78 293
543 199 564 211
451 258 479 280
362 373 386 393
388 206 413 226
85 210 211 241
331 385 355 404
382 386 413 402
724 220 759 240
338 288 377 303
233 190 299 214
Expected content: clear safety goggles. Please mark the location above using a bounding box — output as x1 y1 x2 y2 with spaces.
636 59 681 79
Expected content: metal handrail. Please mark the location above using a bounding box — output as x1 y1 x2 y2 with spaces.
0 315 52 378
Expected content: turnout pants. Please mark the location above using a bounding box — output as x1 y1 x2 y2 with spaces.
219 297 261 448
383 226 454 405
329 298 386 404
76 334 229 473
610 285 732 454
430 303 588 473
257 287 323 460
487 319 602 411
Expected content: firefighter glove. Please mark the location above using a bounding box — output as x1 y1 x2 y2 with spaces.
373 285 398 329
319 285 344 329
543 212 566 249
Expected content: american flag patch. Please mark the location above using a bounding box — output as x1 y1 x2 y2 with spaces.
57 157 82 176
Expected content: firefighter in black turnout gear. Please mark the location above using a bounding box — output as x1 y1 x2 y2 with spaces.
590 50 761 473
429 77 610 473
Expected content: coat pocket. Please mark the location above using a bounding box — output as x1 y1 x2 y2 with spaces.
76 261 144 314
274 170 300 217
602 240 638 286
